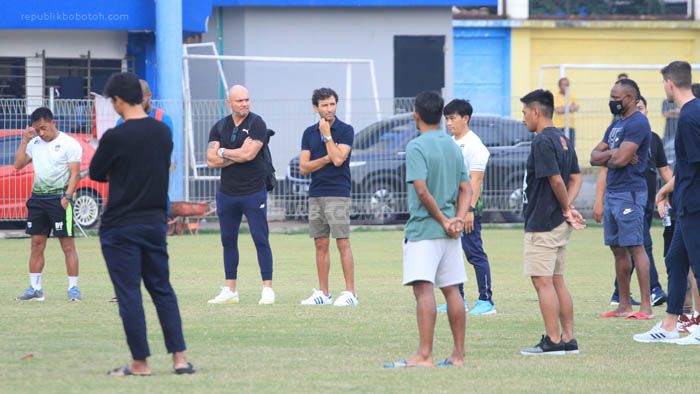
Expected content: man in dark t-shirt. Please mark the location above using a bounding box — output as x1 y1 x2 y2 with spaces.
205 85 275 306
519 89 584 356
591 78 654 320
298 88 358 307
636 61 700 343
594 96 673 306
90 72 193 376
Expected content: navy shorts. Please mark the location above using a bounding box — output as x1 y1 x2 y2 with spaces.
603 190 646 247
26 196 73 237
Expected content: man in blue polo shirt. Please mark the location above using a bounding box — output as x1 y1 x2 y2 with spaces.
635 61 700 344
299 88 358 307
591 78 654 320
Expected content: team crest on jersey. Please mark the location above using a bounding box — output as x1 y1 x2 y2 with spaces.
559 136 568 151
54 145 61 151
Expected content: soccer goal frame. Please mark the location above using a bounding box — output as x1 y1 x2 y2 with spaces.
537 63 700 88
182 42 382 186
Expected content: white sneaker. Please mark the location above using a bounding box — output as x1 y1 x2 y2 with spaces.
333 291 358 307
300 289 332 305
259 287 275 305
207 287 239 304
675 329 700 345
632 322 679 343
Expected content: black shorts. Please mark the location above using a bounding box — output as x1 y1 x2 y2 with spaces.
26 197 74 237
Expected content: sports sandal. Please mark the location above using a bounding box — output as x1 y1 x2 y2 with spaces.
107 365 151 377
626 312 655 320
174 362 196 375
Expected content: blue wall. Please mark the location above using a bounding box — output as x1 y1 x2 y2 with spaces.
453 26 511 116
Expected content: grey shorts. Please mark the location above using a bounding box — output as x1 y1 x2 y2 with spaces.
308 197 351 239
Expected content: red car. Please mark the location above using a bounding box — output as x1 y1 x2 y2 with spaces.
0 130 108 228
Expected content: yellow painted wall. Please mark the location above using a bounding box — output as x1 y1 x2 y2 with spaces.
511 22 700 168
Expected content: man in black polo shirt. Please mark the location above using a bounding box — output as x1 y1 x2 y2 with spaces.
298 88 358 306
206 85 275 305
519 89 584 356
90 72 194 376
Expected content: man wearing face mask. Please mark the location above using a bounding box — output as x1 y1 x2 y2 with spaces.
593 96 672 307
591 79 654 320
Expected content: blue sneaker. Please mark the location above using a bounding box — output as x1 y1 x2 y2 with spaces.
16 287 45 301
610 293 640 306
651 287 667 307
437 299 468 312
68 286 81 301
468 300 497 315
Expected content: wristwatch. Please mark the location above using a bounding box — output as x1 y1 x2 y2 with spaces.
468 206 476 212
321 134 333 143
217 147 225 157
63 194 73 203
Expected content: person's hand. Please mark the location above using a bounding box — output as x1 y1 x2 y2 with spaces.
464 211 475 234
23 127 37 143
592 201 604 223
630 153 639 165
442 217 464 239
319 118 331 137
564 208 586 230
60 197 69 210
242 137 255 147
656 191 670 219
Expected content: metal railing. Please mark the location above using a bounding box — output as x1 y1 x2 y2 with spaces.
0 96 674 226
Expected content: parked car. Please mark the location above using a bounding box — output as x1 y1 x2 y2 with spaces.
0 130 108 228
284 113 532 223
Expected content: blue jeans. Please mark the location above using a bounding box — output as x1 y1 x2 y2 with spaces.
100 222 186 360
457 214 493 302
216 188 273 281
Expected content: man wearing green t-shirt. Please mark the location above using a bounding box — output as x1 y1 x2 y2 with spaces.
384 92 472 368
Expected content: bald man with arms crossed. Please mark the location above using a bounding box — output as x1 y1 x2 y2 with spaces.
206 85 275 306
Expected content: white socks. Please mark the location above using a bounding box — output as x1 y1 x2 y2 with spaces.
29 273 42 290
68 276 79 289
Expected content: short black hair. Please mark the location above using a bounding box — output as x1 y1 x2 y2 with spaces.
519 89 554 118
312 88 338 107
638 95 647 108
414 91 444 125
558 77 569 87
661 61 692 89
443 99 473 119
692 83 700 99
617 72 629 80
616 78 641 100
103 72 144 105
30 107 54 123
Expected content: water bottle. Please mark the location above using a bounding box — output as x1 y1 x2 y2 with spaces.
662 203 672 227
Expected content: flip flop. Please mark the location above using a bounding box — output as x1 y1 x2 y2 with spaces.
383 359 428 369
435 358 455 367
107 365 151 377
174 362 196 375
599 310 625 318
626 312 655 320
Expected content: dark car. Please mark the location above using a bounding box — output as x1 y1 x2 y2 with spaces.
284 113 533 223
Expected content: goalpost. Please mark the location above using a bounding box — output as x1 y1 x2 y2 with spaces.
182 42 382 193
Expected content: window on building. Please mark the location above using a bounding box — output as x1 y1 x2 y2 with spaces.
0 57 25 99
530 0 690 19
45 57 131 99
452 5 500 19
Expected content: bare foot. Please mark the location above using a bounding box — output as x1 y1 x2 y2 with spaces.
612 306 633 317
404 354 434 368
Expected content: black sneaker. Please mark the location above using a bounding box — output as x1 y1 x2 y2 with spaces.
563 338 579 354
651 287 667 307
520 335 565 356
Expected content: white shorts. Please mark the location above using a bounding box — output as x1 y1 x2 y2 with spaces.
402 238 466 288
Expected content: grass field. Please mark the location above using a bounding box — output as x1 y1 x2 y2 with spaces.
0 226 695 394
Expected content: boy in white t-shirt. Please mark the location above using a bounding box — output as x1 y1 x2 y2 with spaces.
13 107 83 301
441 99 496 315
